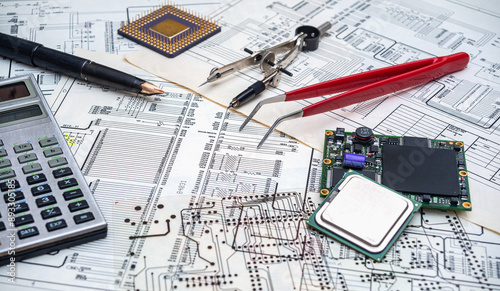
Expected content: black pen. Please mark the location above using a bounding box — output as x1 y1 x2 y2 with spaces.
0 32 165 95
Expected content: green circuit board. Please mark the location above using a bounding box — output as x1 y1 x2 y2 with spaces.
320 127 471 211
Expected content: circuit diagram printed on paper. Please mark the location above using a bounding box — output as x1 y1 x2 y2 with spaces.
118 193 500 291
0 0 499 290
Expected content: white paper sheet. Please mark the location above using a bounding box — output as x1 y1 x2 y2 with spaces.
1 1 500 290
125 0 500 233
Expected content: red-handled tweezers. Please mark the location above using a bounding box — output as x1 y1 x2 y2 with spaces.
239 52 470 148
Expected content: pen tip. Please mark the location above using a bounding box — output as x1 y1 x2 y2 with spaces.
228 99 238 109
141 82 165 95
199 81 208 87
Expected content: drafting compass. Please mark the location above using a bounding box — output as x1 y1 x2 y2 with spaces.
200 22 332 108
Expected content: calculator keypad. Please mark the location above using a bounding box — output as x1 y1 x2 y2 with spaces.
1 136 103 242
0 76 106 265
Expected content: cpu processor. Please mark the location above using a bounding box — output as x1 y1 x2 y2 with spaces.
118 3 221 58
320 127 472 211
308 171 421 261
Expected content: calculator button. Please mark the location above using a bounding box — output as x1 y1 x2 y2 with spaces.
27 173 47 185
14 214 34 227
14 143 33 153
36 195 57 207
63 189 83 200
0 222 5 231
18 227 39 239
31 184 52 196
4 191 24 203
46 219 67 232
53 167 73 178
68 200 89 212
14 202 30 214
0 149 7 157
0 169 15 179
39 137 59 147
41 207 62 219
74 212 95 224
22 163 42 174
58 178 78 189
0 179 20 191
48 157 68 168
43 147 63 158
18 153 38 163
0 159 11 169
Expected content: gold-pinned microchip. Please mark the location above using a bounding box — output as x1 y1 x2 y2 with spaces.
118 3 221 58
150 18 189 38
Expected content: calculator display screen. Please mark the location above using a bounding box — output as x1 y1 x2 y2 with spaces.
0 104 43 125
0 81 31 101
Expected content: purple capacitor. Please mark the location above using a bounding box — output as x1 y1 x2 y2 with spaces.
343 152 365 169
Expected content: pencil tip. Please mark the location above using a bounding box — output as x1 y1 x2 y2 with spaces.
199 81 208 87
141 82 165 95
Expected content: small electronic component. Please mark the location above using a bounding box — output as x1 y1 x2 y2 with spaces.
353 126 374 145
118 3 221 58
308 171 421 261
353 143 363 153
320 127 472 210
343 153 365 169
334 127 345 143
402 136 429 147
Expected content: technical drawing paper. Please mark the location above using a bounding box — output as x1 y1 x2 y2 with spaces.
0 0 499 290
0 51 321 290
119 193 500 291
126 0 500 232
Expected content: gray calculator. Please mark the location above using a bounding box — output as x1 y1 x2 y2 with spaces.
0 74 107 265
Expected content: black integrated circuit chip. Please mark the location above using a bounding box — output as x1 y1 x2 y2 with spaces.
381 145 459 196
